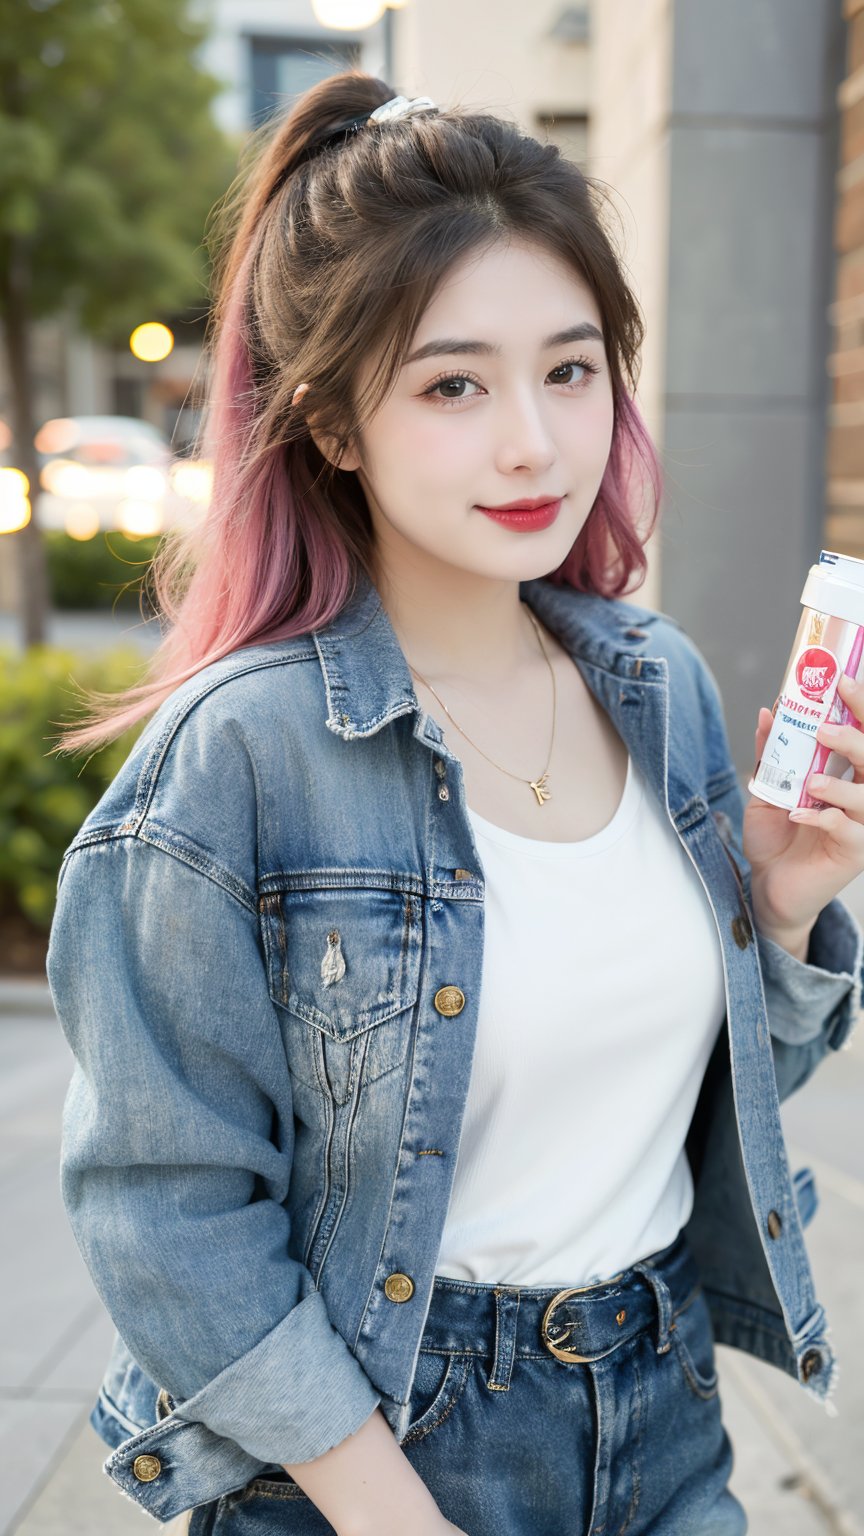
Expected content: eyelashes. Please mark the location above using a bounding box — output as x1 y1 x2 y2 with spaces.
420 355 602 408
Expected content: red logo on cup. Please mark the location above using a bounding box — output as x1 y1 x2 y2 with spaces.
796 647 838 701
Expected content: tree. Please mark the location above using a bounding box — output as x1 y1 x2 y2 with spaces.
0 0 237 646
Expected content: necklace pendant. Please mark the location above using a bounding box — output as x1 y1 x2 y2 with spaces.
529 772 551 806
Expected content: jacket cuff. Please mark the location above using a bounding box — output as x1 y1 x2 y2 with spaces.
757 895 864 1051
173 1287 382 1464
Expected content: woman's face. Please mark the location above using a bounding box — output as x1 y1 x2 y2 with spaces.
327 237 615 586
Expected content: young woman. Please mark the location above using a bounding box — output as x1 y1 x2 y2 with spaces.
47 72 864 1536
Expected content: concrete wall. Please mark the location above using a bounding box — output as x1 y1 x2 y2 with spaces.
393 0 590 131
588 0 671 614
659 0 845 772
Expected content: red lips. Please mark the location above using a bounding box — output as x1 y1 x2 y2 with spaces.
477 496 563 511
476 499 563 531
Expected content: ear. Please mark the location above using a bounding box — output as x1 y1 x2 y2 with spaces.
292 380 363 472
307 422 361 472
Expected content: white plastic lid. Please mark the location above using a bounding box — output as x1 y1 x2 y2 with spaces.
801 549 864 624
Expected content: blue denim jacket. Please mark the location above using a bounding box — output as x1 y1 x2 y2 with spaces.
47 570 863 1522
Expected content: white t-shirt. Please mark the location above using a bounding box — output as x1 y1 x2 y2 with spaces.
434 753 727 1287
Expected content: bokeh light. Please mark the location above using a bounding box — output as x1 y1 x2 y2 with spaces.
0 467 31 534
311 0 385 26
124 465 166 500
64 504 101 541
40 459 95 498
129 323 175 362
170 459 213 504
117 499 164 537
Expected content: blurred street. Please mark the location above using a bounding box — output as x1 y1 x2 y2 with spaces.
2 957 863 1535
0 607 163 656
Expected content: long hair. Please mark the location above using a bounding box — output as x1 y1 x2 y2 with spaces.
52 69 662 755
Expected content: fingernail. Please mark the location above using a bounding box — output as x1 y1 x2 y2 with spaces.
789 809 813 820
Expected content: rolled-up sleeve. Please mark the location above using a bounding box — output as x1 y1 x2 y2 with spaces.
47 833 381 1466
757 894 864 1052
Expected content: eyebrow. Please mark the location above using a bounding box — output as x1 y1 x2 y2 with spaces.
402 322 605 366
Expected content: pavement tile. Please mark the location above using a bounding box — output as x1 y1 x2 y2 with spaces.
717 1350 835 1535
10 1416 145 1536
0 1398 87 1535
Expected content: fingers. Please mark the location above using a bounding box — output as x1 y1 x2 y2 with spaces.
836 671 864 725
799 770 864 823
814 719 864 770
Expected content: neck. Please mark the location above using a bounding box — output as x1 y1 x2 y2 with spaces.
371 557 545 690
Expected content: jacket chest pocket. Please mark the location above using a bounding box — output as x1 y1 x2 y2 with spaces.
259 886 423 1103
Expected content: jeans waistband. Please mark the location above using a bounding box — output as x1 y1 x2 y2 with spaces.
423 1228 699 1374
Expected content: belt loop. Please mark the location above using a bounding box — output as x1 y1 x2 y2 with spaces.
630 1260 674 1354
487 1287 520 1391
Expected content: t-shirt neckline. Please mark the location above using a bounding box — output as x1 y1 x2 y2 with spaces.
465 754 642 860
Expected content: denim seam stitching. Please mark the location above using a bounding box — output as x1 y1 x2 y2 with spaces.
616 1346 644 1536
401 1352 472 1445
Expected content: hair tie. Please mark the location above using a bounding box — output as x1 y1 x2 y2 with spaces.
308 93 439 156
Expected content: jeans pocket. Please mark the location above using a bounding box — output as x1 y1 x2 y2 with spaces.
669 1285 720 1401
400 1348 473 1447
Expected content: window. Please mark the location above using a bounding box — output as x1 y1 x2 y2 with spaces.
249 35 361 126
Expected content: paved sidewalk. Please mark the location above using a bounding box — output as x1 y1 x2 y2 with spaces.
2 987 863 1534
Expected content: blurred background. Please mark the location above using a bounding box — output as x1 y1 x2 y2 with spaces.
2 1 863 1532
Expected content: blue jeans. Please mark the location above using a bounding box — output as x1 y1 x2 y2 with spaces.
190 1228 748 1534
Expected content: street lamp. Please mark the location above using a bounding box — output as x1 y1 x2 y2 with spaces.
312 0 408 81
311 0 407 23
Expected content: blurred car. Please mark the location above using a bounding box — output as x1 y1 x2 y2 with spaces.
33 415 211 539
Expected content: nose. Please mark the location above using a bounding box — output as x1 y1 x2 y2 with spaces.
494 385 557 475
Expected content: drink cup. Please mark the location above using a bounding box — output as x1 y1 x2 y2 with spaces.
748 549 864 812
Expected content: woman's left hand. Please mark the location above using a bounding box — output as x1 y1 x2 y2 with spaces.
744 672 864 955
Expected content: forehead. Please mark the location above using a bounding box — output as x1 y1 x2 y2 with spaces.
417 238 602 332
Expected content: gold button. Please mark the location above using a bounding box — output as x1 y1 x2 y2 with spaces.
767 1209 782 1239
454 869 473 880
731 912 752 949
132 1454 162 1482
434 985 465 1016
384 1272 415 1303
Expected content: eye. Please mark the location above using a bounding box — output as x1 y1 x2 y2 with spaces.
420 355 602 408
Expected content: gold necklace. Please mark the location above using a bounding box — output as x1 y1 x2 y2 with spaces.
407 605 557 807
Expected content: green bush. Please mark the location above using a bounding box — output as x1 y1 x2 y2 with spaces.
43 529 161 611
0 645 149 934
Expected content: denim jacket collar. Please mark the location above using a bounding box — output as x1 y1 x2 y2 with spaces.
314 567 664 744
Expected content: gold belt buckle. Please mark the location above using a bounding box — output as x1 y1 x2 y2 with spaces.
540 1274 625 1363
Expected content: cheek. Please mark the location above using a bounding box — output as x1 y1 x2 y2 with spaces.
582 390 615 454
382 408 479 482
